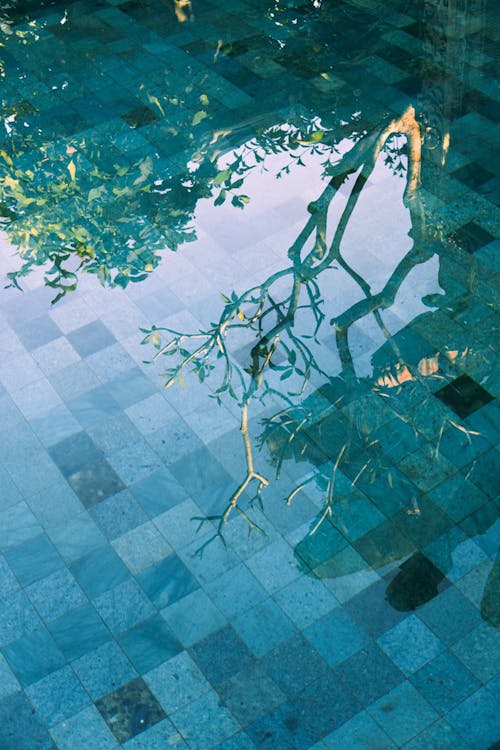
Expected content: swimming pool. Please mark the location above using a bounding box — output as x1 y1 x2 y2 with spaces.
0 0 498 748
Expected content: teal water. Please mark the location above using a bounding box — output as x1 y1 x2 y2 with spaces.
0 1 498 748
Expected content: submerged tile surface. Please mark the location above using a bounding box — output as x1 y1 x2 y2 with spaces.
0 0 498 748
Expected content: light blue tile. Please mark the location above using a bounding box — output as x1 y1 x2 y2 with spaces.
246 538 301 594
26 665 90 726
70 544 130 599
2 626 65 687
48 604 111 660
122 718 186 750
323 710 396 749
50 705 118 750
94 578 156 634
410 650 480 713
274 575 339 629
72 641 137 700
131 469 189 518
47 511 106 563
26 479 83 529
26 567 87 622
144 651 211 714
0 591 41 647
377 615 445 675
451 622 500 681
304 608 368 667
0 652 21 699
447 687 500 749
170 690 240 750
0 555 20 598
402 718 474 750
0 502 42 550
90 489 149 540
205 563 268 618
118 614 182 672
4 534 63 587
367 681 439 746
232 597 297 657
161 588 227 647
137 553 199 608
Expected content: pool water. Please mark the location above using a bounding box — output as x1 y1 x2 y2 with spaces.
0 0 498 748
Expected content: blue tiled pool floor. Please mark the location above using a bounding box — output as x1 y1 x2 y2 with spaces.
0 0 499 748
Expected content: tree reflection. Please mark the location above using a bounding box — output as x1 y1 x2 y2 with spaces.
1 0 497 618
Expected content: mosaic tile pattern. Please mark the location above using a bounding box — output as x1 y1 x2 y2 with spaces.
0 0 498 748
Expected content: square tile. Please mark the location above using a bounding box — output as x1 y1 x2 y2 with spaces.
112 522 172 574
218 662 286 726
2 626 65 686
67 386 121 429
170 690 240 750
67 460 126 508
435 374 494 418
448 221 495 253
121 718 185 750
49 431 103 478
305 608 368 668
96 677 166 744
161 588 227 647
144 651 211 714
137 553 199 608
335 643 404 707
367 681 439 746
14 314 61 351
169 447 238 515
410 650 480 714
107 367 156 409
67 320 116 357
232 597 297 657
26 480 83 530
447 686 500 749
246 701 302 750
0 691 54 750
91 490 149 540
26 567 87 622
352 519 414 569
0 591 40 647
30 404 81 448
47 512 106 563
451 622 500 681
205 563 268 618
50 705 118 750
190 625 253 687
418 585 481 645
377 614 445 675
94 579 156 634
131 469 189 517
294 518 348 572
263 634 333 699
70 545 130 599
48 604 110 660
289 671 361 746
26 665 90 726
0 653 20 699
72 641 137 700
4 534 63 587
246 539 301 594
118 614 182 672
323 711 396 749
0 502 42 550
87 413 142 455
274 575 339 629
